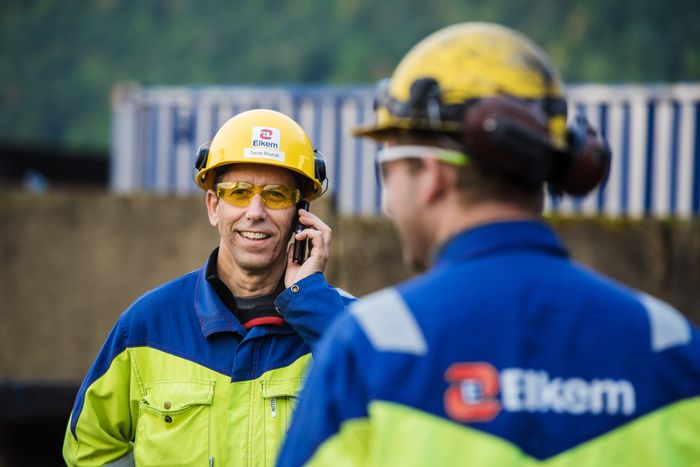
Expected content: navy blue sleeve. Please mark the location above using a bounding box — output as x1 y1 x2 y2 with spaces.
275 272 356 349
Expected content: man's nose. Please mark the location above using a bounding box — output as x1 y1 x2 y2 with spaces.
245 194 267 221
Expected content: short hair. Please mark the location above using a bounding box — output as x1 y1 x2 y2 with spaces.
391 132 544 213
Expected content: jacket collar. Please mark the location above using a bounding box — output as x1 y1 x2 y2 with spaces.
193 254 296 339
434 219 569 267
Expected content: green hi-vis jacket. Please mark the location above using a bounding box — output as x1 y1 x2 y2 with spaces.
63 265 354 466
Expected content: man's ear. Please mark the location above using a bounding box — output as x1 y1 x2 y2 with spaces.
205 190 219 227
421 158 453 205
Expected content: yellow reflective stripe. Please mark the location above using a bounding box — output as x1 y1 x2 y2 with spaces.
309 397 700 466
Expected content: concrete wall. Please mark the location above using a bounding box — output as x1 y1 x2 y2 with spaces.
1 191 698 382
0 192 217 381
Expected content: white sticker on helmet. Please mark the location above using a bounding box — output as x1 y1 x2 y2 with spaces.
245 126 285 161
243 148 286 162
252 126 281 149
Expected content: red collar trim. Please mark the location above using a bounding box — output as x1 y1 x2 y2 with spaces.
242 316 286 330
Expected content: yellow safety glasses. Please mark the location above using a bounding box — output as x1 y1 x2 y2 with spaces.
215 181 301 209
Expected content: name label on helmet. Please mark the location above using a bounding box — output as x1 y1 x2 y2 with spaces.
244 148 286 162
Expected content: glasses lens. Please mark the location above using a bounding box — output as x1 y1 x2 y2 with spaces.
261 185 300 209
216 182 300 209
217 182 254 207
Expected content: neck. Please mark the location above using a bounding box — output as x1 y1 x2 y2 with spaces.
215 246 285 297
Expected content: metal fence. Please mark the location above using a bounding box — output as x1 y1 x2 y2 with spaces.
111 83 700 218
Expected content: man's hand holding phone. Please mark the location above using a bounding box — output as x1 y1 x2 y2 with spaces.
284 203 332 288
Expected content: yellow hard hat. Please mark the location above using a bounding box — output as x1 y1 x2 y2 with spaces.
353 22 568 149
194 109 325 200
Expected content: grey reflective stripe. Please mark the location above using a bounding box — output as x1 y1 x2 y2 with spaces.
350 288 427 355
640 293 691 352
335 287 356 300
105 451 135 467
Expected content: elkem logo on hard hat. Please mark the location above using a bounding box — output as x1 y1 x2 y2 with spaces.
245 126 285 162
252 127 280 149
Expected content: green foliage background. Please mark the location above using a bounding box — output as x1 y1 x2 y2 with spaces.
1 0 698 149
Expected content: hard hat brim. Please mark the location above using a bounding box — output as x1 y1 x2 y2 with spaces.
352 117 463 141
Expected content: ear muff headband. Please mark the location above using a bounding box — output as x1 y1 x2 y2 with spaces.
376 77 610 196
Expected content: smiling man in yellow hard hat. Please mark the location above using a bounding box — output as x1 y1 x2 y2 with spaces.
64 109 355 466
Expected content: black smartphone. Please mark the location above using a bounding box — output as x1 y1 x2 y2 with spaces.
292 200 310 264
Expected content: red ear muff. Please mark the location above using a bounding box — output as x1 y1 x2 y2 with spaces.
550 116 611 196
463 96 556 187
461 96 610 196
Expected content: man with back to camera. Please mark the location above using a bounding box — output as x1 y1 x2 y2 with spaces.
278 23 700 466
63 109 355 466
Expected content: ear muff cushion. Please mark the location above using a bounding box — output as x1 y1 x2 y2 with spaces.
194 142 210 171
313 149 327 185
552 118 611 196
463 96 555 187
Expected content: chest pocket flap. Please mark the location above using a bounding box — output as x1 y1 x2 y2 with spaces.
141 380 214 414
260 378 304 399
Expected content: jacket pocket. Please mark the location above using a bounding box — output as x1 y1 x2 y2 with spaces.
134 379 214 467
260 378 304 466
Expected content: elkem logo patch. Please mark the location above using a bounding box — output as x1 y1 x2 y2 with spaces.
444 364 637 421
252 127 280 149
444 362 501 422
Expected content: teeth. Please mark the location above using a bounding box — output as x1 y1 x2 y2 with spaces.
240 231 270 240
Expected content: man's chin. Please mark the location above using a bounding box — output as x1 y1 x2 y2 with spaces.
402 249 428 273
235 254 278 273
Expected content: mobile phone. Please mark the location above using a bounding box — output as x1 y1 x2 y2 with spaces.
292 200 311 264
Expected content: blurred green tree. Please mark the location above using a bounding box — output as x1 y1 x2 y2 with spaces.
0 0 698 149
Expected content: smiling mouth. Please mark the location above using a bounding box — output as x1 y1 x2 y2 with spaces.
238 231 271 241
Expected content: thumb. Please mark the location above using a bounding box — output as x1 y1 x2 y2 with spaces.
284 243 300 288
